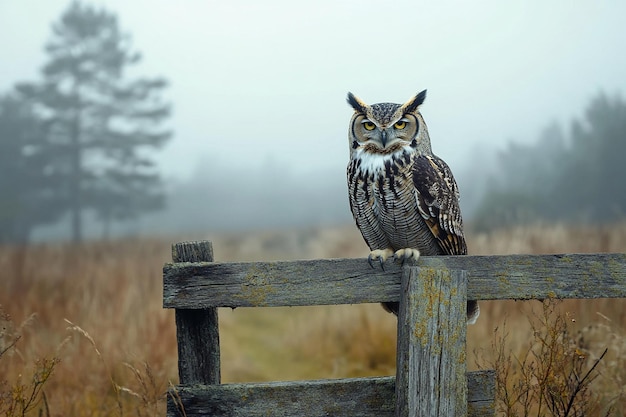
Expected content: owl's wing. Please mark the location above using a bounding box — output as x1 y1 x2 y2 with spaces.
413 154 467 255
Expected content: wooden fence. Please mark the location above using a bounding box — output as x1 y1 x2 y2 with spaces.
163 241 626 417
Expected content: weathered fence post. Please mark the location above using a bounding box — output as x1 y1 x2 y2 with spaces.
163 249 626 416
172 241 220 384
396 267 468 417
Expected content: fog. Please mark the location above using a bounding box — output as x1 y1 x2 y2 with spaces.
1 1 625 240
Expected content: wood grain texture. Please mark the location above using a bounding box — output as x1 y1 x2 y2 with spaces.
395 268 467 417
172 241 221 385
163 253 626 308
166 372 495 417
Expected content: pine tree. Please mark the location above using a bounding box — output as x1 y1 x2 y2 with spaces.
17 1 171 242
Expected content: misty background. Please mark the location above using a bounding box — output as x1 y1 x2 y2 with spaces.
1 1 625 243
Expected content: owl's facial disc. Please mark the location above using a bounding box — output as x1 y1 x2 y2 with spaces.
359 116 412 149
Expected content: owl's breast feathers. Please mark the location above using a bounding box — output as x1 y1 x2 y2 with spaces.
347 150 467 256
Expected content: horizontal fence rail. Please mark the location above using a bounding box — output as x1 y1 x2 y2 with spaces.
165 243 626 417
163 253 626 309
168 372 496 417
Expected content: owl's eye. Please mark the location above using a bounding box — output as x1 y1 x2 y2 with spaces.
394 121 407 130
362 121 376 131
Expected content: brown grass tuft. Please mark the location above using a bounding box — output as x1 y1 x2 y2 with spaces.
474 299 619 416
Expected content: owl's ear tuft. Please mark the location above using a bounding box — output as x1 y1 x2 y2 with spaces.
403 89 427 113
347 92 368 113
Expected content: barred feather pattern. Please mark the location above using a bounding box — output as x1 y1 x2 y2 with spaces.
346 91 479 323
347 144 479 322
347 148 466 259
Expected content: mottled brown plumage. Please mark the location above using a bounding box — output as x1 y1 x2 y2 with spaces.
346 90 479 323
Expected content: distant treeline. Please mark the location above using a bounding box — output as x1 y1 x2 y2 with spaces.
11 87 626 242
471 92 626 231
2 5 625 243
31 160 353 241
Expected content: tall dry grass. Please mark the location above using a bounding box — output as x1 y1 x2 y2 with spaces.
0 223 625 416
0 240 175 416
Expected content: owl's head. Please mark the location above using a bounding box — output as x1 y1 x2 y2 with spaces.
347 90 431 156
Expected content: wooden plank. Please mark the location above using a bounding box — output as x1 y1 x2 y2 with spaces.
166 372 494 417
172 241 221 385
163 253 626 308
466 370 496 417
396 268 467 417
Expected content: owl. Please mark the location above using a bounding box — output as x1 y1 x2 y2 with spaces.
346 90 479 324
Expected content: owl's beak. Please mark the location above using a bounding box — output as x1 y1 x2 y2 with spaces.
380 130 388 147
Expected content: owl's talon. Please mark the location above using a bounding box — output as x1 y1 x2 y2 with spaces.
367 249 394 270
393 248 421 265
392 252 405 267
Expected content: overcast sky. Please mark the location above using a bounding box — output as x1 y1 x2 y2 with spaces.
1 1 625 182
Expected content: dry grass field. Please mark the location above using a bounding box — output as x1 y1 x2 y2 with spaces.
1 223 626 416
